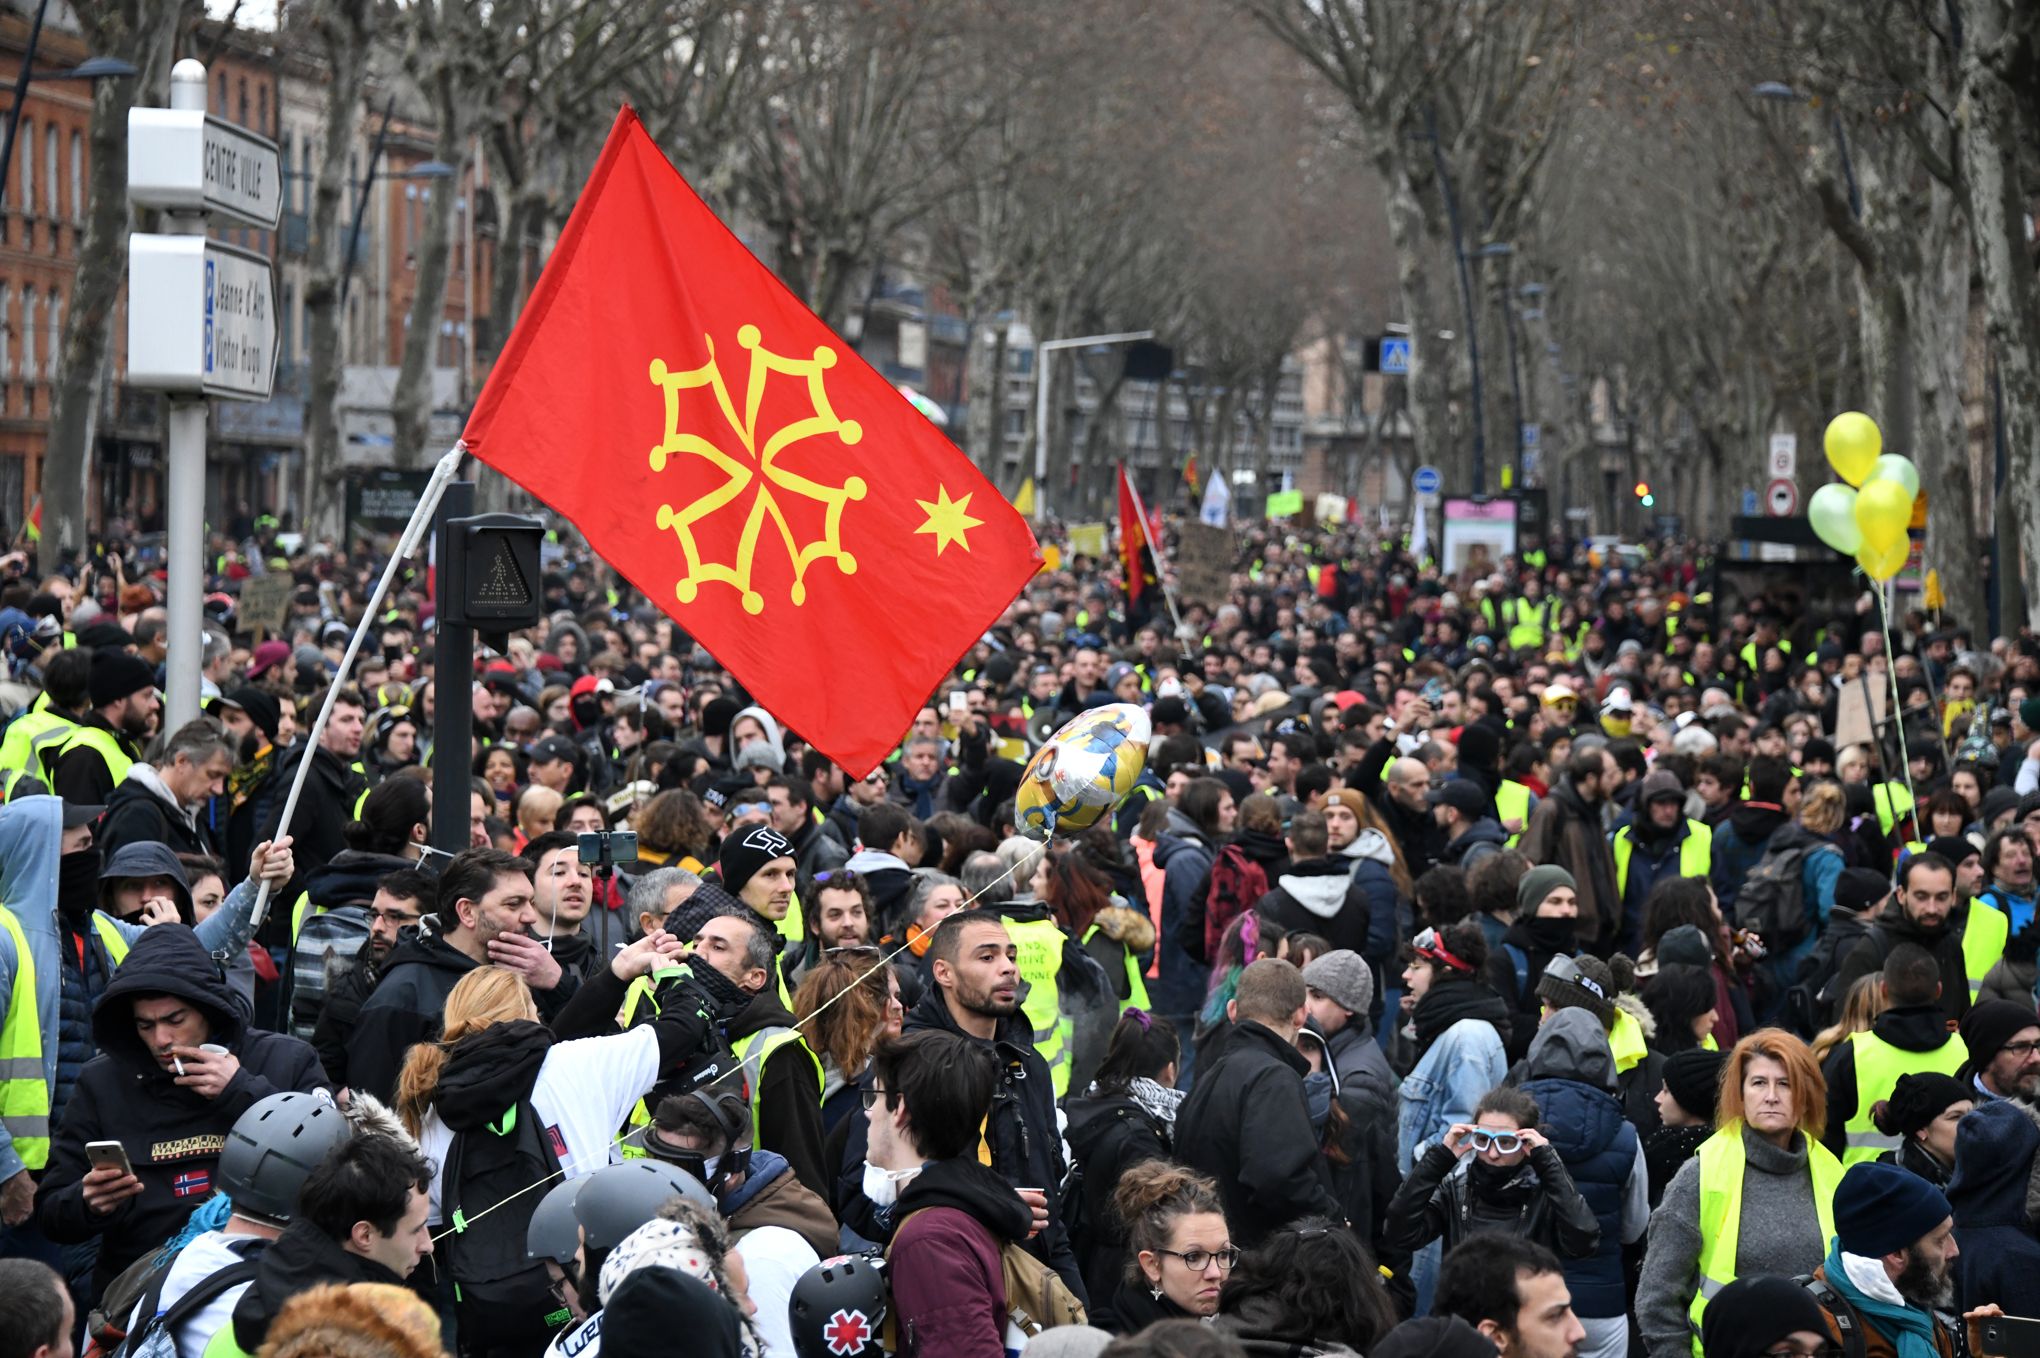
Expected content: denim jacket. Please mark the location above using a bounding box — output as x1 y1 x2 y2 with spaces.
1397 1018 1506 1173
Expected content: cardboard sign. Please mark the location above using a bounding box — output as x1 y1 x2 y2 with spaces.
1067 522 1107 558
1834 671 1888 752
237 572 293 639
1174 521 1235 606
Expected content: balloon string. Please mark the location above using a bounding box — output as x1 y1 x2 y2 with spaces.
429 833 1058 1242
1877 576 1921 837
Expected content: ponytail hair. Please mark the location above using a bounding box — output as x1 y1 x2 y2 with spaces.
394 967 534 1136
345 778 431 859
1092 1010 1181 1095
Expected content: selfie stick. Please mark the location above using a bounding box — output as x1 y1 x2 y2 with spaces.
250 444 467 930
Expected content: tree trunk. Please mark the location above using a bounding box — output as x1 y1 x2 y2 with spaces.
299 0 374 544
1908 189 1987 632
390 101 467 469
481 182 541 371
1382 153 1456 494
41 13 181 572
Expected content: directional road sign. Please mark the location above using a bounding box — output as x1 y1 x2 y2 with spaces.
128 235 278 402
1379 335 1411 375
127 108 283 230
1412 465 1442 496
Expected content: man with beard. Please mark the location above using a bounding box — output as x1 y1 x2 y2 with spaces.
1956 999 2040 1103
1834 856 1974 1024
1610 771 1712 955
1805 1162 1972 1358
308 867 431 1090
522 830 608 981
51 650 159 806
1519 750 1622 954
257 688 371 882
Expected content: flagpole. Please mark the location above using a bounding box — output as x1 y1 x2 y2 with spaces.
1124 466 1187 640
249 443 467 929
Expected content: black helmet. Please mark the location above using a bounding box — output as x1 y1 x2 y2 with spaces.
525 1176 585 1264
788 1253 888 1358
571 1161 715 1253
217 1091 350 1224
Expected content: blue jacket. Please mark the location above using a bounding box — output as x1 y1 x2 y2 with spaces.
0 796 263 1182
1947 1098 2040 1315
1149 810 1214 1017
1398 1016 1505 1174
1520 1010 1643 1319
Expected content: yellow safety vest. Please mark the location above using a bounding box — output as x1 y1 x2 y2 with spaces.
1080 924 1150 1014
1963 901 2010 1001
0 908 129 1173
1840 1029 1967 1166
732 1024 824 1132
1495 781 1533 848
1688 1124 1843 1355
0 702 76 784
1506 597 1552 651
54 724 135 789
1871 782 1914 838
1613 820 1713 901
1610 1007 1648 1074
1007 916 1071 1097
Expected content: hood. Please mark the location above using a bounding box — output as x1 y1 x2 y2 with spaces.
1447 819 1508 852
1277 858 1352 920
377 928 481 979
1948 1098 2040 1226
1339 826 1396 869
729 704 786 762
117 763 188 816
1728 802 1792 843
100 840 195 922
719 1151 839 1258
1233 826 1288 868
0 794 59 928
1869 1004 1960 1055
92 923 243 1060
726 984 798 1042
302 850 420 913
433 1019 554 1132
234 1216 406 1350
843 848 910 876
1522 1007 1617 1089
1161 805 1211 846
893 1155 1032 1243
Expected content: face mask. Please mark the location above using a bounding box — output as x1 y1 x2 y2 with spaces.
862 1161 921 1207
58 848 102 922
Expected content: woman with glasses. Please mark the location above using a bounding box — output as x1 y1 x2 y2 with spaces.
1637 1028 1843 1358
1382 1084 1600 1261
1094 1160 1233 1333
1208 1217 1398 1356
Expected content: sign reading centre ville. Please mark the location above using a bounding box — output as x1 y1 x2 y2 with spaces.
127 107 283 229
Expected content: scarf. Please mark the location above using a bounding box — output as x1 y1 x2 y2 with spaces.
1824 1241 1942 1358
1411 978 1512 1058
1127 1076 1185 1127
898 771 942 818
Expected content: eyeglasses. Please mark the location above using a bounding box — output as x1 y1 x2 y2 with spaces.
2000 1040 2040 1058
859 1086 898 1111
1157 1246 1240 1272
1468 1130 1523 1155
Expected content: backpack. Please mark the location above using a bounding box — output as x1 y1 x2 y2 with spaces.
1736 838 1832 950
1203 845 1269 964
441 1098 572 1346
286 904 372 1041
114 1256 262 1358
887 1208 1087 1344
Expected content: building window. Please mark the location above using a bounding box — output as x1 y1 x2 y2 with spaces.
44 125 57 224
282 280 294 364
19 121 33 217
68 131 81 221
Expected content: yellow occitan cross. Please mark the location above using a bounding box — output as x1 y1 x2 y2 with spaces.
915 485 982 555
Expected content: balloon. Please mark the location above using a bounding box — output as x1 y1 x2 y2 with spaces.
1824 411 1883 486
1807 483 1863 554
1857 536 1908 581
1014 703 1152 840
1868 453 1919 500
1854 477 1914 550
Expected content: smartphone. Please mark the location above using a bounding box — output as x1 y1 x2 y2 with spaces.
1978 1318 2040 1358
577 829 639 866
86 1141 132 1177
948 690 968 717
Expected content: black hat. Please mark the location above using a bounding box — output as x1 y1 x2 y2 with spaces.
1426 778 1488 818
1151 695 1190 727
1873 1072 1972 1140
599 1267 743 1358
1835 867 1893 915
1960 999 2039 1079
61 800 104 829
529 736 581 767
718 823 793 896
1372 1318 1498 1358
1803 737 1837 765
222 687 282 743
88 651 156 708
1924 835 1980 866
1699 1276 1832 1358
1661 1048 1727 1121
700 696 740 738
74 621 134 650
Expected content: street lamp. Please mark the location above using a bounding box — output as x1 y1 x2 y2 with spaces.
0 0 138 206
1031 327 1156 521
340 95 457 306
1752 80 1861 221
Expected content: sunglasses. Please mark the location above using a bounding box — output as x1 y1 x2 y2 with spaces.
1468 1130 1523 1154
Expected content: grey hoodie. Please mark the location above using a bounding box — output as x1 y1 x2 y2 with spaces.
1523 1007 1618 1090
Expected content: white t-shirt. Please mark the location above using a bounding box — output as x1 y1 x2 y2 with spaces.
543 1312 602 1358
127 1229 261 1358
734 1224 818 1358
418 1026 663 1222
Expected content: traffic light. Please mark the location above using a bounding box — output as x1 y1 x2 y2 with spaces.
441 512 546 647
1634 481 1655 508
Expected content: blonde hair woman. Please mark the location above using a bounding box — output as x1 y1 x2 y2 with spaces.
1809 973 1888 1064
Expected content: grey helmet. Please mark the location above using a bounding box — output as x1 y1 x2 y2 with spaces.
217 1091 350 1224
571 1161 716 1253
526 1176 585 1264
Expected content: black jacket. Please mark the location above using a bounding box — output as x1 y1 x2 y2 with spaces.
52 712 144 807
1834 903 1974 1025
1382 1141 1601 1259
726 988 830 1203
36 925 330 1290
230 1213 408 1350
259 743 370 885
1063 1090 1172 1311
97 774 222 864
1488 915 1579 1063
1174 1020 1343 1247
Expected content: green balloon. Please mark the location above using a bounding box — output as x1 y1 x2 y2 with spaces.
1869 453 1920 500
1808 482 1862 554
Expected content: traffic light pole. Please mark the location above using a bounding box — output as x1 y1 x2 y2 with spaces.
431 479 477 857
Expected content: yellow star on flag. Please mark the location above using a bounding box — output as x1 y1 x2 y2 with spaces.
915 485 983 555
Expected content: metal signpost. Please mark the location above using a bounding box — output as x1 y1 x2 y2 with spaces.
126 59 281 730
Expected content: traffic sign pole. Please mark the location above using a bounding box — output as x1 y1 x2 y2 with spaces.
162 61 209 733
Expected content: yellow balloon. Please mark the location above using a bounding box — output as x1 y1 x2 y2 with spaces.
1854 477 1913 550
1824 411 1883 487
1857 536 1908 581
1013 703 1153 840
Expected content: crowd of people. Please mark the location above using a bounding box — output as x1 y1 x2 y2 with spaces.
0 518 2038 1358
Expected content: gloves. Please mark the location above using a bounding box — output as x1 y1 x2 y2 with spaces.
650 959 755 1023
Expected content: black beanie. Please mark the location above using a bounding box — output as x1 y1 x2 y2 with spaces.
717 823 792 897
701 697 740 738
1960 999 2039 1080
1455 721 1501 772
1872 1071 1972 1140
1699 1275 1831 1358
1661 1048 1727 1121
88 651 156 708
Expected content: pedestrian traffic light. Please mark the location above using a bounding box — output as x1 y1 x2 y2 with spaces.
441 512 545 645
1634 481 1655 508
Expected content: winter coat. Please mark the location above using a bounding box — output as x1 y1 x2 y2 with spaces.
1644 1123 1711 1206
1353 735 1445 877
1397 982 1510 1172
1946 1097 2040 1315
0 797 264 1182
1064 1086 1173 1311
889 1155 1035 1358
1819 1004 1966 1162
786 815 849 882
1094 1284 1199 1336
51 712 144 807
257 743 370 882
724 1148 839 1259
1710 803 1791 918
1177 1019 1344 1247
1381 1139 1600 1259
1488 915 1579 1064
1258 848 1397 1023
98 840 198 921
229 1214 409 1352
1150 809 1216 1017
36 924 330 1291
1442 818 1509 870
1519 782 1621 952
1836 902 1978 1025
1519 1010 1647 1318
1299 1017 1403 1275
97 765 222 863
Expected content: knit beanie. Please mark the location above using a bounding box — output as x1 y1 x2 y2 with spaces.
1960 999 2039 1080
1699 1275 1833 1358
2022 697 2040 735
1655 923 1714 968
1536 953 1615 1027
1832 1161 1953 1258
1302 949 1374 1018
1872 1071 1972 1140
1661 1048 1727 1121
717 824 793 897
88 651 156 708
1923 836 1980 867
1517 864 1577 915
665 881 752 949
1834 867 1892 915
700 696 740 738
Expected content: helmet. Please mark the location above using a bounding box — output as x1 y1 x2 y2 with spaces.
217 1091 349 1224
571 1161 715 1253
788 1254 889 1358
525 1176 585 1264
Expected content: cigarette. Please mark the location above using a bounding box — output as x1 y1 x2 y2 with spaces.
172 1056 185 1077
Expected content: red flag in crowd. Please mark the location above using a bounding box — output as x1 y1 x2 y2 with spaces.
461 108 1040 776
1117 464 1148 604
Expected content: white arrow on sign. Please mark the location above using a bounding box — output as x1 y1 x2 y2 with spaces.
127 235 278 402
127 109 282 230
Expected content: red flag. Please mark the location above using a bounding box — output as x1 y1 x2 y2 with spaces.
1117 465 1147 604
461 109 1039 776
1182 453 1198 491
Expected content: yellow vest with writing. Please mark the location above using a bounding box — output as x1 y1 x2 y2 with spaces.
1008 916 1071 1097
1688 1124 1842 1355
